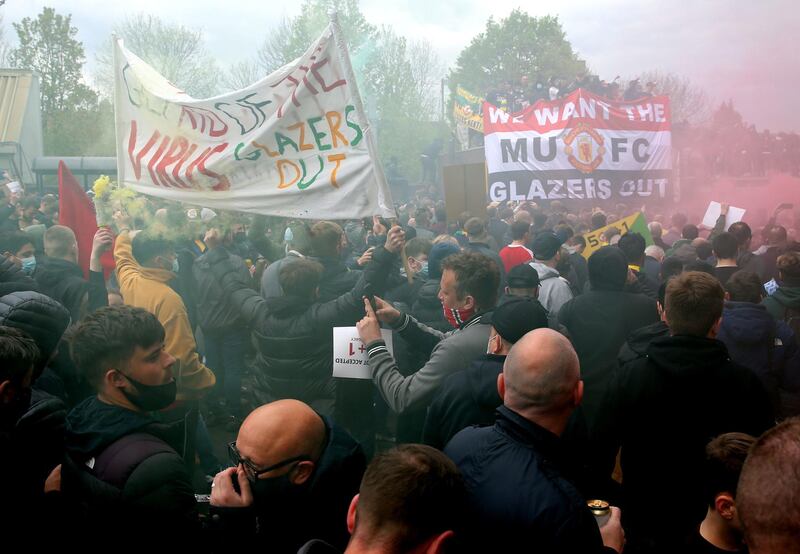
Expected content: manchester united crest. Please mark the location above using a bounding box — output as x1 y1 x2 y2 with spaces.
563 123 606 174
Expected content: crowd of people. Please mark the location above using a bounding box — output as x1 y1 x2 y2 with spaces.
486 73 660 114
2 175 800 554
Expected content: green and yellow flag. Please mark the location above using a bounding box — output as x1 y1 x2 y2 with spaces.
454 86 484 132
581 212 653 259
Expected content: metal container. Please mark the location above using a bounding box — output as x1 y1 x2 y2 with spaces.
587 499 611 528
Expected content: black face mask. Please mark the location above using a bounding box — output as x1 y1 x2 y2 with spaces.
120 373 177 412
0 386 31 429
250 473 298 508
233 232 247 244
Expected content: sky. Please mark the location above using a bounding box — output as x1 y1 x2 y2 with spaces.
4 0 799 131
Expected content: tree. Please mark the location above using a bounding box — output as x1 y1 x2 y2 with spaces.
408 40 445 120
711 100 744 130
253 1 445 181
9 7 97 115
222 60 264 92
8 7 108 155
94 14 219 99
256 0 376 71
256 17 296 73
45 98 116 156
638 70 711 125
351 27 446 180
449 10 586 99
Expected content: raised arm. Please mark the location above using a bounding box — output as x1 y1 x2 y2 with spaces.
311 226 405 330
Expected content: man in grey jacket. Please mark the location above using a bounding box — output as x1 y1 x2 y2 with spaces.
528 232 573 318
356 251 499 414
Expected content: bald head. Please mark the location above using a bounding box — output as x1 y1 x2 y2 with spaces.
237 399 326 471
502 328 580 416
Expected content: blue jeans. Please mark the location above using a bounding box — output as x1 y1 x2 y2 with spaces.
203 326 248 418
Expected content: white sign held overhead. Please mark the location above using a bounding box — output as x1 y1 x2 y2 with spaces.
332 326 393 380
702 201 746 231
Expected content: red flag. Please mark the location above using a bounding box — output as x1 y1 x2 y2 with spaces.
57 161 115 278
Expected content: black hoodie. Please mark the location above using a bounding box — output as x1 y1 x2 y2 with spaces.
617 320 670 366
611 335 774 549
558 247 659 427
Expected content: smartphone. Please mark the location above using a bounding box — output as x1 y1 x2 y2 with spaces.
363 283 378 313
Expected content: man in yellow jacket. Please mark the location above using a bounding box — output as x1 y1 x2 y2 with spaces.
114 227 216 400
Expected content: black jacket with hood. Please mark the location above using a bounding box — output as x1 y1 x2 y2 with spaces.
610 335 774 549
192 249 251 331
61 396 198 546
205 244 398 416
558 247 659 426
0 291 73 402
617 320 669 366
313 256 361 303
410 277 449 331
33 256 107 322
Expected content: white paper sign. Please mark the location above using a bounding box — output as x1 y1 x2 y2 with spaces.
332 326 393 379
702 201 746 231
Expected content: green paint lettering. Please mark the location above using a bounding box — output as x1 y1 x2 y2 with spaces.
344 105 363 146
297 155 325 190
308 116 331 151
275 132 299 155
234 142 262 161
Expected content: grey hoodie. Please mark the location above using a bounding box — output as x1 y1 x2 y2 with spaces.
529 261 573 318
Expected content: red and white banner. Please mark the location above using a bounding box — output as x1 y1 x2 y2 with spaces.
483 88 672 203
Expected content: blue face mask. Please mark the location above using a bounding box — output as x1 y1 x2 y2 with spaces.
172 258 180 273
419 261 429 277
20 256 36 275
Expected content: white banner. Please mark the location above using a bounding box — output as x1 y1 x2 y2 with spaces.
113 23 394 219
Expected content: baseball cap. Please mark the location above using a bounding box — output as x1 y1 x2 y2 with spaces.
531 232 563 261
489 297 549 344
506 264 540 289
